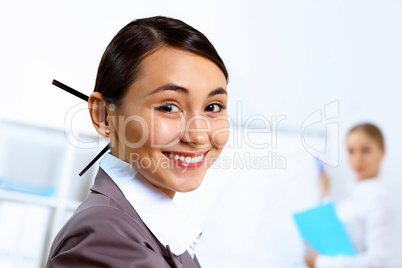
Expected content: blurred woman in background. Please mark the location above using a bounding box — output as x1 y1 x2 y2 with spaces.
305 123 395 268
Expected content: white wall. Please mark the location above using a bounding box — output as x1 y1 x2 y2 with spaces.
1 0 401 267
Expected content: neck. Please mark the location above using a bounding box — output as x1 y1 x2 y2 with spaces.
357 173 378 181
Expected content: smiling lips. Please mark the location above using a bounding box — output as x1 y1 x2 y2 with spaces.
356 166 364 172
162 151 208 168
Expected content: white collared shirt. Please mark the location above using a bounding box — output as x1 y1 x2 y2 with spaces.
316 178 395 268
99 153 202 257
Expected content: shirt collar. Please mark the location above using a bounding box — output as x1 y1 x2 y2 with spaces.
352 177 386 197
99 153 202 256
354 177 382 188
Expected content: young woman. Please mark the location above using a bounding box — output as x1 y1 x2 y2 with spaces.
304 123 394 268
46 16 229 268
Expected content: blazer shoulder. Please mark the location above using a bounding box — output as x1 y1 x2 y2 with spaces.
48 200 171 268
57 192 160 249
47 168 200 268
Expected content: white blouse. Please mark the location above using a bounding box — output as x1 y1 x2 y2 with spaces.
99 153 202 258
316 178 395 268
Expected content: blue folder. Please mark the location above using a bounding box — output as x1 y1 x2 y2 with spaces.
293 202 356 256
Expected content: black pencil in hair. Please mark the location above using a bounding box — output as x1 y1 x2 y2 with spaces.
52 79 89 102
52 79 110 176
79 143 110 176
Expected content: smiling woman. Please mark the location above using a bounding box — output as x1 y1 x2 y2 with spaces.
46 16 229 268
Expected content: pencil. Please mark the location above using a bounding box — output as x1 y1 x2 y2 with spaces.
52 79 110 176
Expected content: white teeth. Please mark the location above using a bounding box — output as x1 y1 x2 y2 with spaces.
165 152 204 164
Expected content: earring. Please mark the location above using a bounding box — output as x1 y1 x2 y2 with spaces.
105 129 111 135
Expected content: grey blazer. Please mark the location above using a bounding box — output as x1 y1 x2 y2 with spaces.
46 168 202 268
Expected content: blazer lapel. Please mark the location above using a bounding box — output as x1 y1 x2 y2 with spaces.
165 245 183 268
179 251 201 268
90 168 138 219
193 255 201 268
165 245 201 268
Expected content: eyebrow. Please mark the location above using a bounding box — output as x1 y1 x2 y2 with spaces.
147 83 227 97
208 87 227 97
147 83 189 96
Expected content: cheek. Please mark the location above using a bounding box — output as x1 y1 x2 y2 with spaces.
118 117 149 146
151 117 182 147
211 118 229 148
368 153 382 167
348 154 358 167
348 156 355 166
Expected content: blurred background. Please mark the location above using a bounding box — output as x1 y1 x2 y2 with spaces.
0 0 401 267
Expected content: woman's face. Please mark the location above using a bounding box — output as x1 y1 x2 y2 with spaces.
108 47 228 198
346 130 384 180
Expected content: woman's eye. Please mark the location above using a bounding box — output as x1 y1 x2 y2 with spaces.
158 103 180 113
205 103 225 113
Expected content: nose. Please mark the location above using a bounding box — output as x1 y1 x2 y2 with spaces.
181 115 210 147
351 151 364 166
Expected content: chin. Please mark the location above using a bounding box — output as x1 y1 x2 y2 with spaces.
175 187 198 194
170 178 203 193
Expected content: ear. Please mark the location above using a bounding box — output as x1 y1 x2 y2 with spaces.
88 92 112 137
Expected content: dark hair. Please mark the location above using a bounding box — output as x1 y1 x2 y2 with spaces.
94 16 228 107
348 123 385 149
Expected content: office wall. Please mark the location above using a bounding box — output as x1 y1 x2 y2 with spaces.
1 0 401 267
